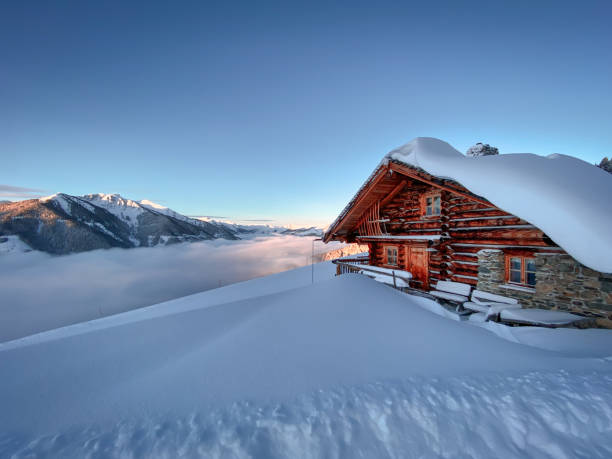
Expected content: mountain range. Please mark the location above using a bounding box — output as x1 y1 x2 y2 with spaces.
0 193 323 255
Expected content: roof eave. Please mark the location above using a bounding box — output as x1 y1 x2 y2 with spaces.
322 162 391 243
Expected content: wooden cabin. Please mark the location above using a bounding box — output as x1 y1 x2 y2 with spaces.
324 141 612 321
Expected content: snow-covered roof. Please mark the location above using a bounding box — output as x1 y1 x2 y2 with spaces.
327 137 612 273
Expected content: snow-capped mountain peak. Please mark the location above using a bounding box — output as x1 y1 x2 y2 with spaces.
3 192 324 255
2 192 238 254
80 193 145 227
84 193 140 206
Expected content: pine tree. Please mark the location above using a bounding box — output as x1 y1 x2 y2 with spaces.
597 157 612 174
466 142 499 157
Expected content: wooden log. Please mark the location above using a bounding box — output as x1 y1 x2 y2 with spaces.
451 276 478 285
451 242 562 250
451 217 524 227
389 163 492 207
452 254 479 262
450 228 544 240
449 209 514 219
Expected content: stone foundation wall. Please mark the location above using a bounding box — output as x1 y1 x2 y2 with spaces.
533 254 612 317
476 249 612 320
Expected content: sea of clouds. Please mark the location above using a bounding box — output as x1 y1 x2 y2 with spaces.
0 236 341 343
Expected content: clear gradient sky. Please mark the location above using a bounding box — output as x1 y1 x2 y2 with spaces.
2 1 610 226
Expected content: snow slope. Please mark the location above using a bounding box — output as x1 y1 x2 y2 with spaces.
138 198 217 227
39 193 74 215
1 274 611 457
0 235 32 254
386 137 612 273
81 193 145 228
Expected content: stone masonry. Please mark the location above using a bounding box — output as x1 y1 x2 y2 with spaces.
476 249 612 321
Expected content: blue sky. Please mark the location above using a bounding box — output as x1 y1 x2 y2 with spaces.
2 0 610 226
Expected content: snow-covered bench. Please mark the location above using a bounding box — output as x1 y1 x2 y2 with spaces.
499 308 585 327
345 264 412 289
463 290 521 322
360 271 411 288
429 281 472 304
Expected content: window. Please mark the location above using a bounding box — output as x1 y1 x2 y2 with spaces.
385 246 398 266
509 257 522 283
526 259 536 286
423 192 441 216
506 256 536 287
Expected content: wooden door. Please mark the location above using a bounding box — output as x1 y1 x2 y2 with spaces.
406 245 429 289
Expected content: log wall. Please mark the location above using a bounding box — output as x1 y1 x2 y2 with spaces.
360 177 561 289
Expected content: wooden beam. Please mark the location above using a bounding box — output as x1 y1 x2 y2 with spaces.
323 164 389 242
389 163 492 207
379 180 407 210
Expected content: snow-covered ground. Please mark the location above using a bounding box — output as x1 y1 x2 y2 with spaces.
0 236 343 343
399 289 612 359
0 235 32 254
1 271 611 458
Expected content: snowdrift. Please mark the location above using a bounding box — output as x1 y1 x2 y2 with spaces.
386 137 612 273
1 274 612 457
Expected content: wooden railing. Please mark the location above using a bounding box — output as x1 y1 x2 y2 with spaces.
332 259 439 300
332 260 413 289
333 257 369 275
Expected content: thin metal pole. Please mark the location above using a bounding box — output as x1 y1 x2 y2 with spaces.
311 237 322 284
312 238 314 284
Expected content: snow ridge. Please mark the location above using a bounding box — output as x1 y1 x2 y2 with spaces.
39 193 73 216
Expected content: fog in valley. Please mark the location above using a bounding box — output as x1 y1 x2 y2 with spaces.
0 236 342 342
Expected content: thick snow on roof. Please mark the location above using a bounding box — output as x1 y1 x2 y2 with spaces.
1 273 611 457
386 137 612 273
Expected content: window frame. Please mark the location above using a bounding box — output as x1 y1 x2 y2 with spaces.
421 191 441 217
505 255 536 287
384 245 399 267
